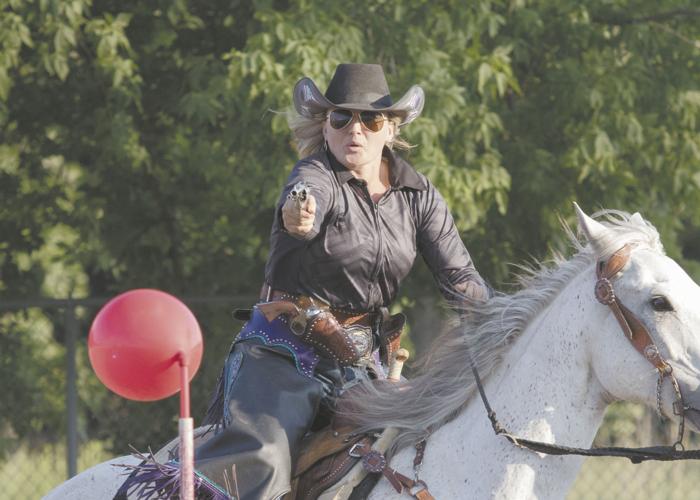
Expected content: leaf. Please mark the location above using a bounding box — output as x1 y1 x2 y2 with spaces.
692 172 700 189
477 62 492 95
495 72 507 97
0 67 10 100
53 56 70 81
625 115 643 146
594 130 614 160
589 89 603 110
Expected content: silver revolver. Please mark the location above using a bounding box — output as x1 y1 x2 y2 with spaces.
287 181 309 208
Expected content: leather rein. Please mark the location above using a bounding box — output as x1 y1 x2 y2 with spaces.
471 243 700 463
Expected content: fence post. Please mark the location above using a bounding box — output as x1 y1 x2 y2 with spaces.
65 305 78 478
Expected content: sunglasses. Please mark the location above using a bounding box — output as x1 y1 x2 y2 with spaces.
328 109 387 132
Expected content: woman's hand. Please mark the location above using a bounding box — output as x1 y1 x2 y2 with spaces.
282 194 317 237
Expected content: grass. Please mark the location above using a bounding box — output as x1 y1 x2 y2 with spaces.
0 440 112 499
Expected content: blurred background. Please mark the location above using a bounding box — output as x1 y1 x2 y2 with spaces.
1 0 699 498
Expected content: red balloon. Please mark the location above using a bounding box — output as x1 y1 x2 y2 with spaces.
88 289 203 401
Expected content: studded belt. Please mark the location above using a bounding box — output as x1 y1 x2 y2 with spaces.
250 289 377 368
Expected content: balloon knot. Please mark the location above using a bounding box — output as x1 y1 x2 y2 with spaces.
176 350 188 367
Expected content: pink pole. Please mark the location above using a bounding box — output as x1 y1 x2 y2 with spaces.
177 352 194 500
179 351 191 419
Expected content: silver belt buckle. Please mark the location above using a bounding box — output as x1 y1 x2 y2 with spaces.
345 324 373 359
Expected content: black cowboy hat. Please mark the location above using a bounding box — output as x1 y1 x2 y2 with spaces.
293 63 424 125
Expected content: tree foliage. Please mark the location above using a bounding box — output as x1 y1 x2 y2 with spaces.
1 0 699 454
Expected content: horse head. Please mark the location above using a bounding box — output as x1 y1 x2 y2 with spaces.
576 204 700 434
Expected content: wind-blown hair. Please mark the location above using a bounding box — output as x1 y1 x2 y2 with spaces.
286 110 414 158
341 210 664 454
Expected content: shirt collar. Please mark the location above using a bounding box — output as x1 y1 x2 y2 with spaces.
326 147 427 191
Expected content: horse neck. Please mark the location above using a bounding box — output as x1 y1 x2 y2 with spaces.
422 266 611 498
487 267 608 441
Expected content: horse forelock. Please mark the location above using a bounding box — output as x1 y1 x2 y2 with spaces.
585 209 664 260
342 210 663 454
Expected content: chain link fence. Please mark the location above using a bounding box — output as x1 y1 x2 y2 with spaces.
568 403 700 499
2 300 700 499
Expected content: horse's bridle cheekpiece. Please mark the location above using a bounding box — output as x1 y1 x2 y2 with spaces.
470 243 700 463
595 244 686 449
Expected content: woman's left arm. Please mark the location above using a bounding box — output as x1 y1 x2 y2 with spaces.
415 179 492 303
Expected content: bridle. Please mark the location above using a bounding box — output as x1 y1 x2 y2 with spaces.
594 244 687 449
470 243 700 463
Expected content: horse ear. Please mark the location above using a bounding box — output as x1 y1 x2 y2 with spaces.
630 212 645 226
573 202 610 251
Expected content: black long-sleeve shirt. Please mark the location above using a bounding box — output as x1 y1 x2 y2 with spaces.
264 149 489 312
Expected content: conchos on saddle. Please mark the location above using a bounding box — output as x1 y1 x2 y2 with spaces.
115 63 492 499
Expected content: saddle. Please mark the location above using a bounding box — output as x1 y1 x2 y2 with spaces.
287 417 433 500
286 425 395 500
285 371 433 500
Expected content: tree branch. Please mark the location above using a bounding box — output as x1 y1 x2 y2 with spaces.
649 21 700 49
592 8 700 26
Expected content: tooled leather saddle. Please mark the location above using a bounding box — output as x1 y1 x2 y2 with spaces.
287 418 433 500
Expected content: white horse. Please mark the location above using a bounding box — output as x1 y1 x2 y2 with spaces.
45 206 700 500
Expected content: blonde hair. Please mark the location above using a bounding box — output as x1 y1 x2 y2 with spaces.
286 110 414 159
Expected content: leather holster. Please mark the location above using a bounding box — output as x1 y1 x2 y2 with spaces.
301 309 368 366
377 310 406 366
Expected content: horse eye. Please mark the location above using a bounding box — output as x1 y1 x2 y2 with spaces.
650 295 673 312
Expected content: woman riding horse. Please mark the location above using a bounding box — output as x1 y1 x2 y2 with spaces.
119 63 491 499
